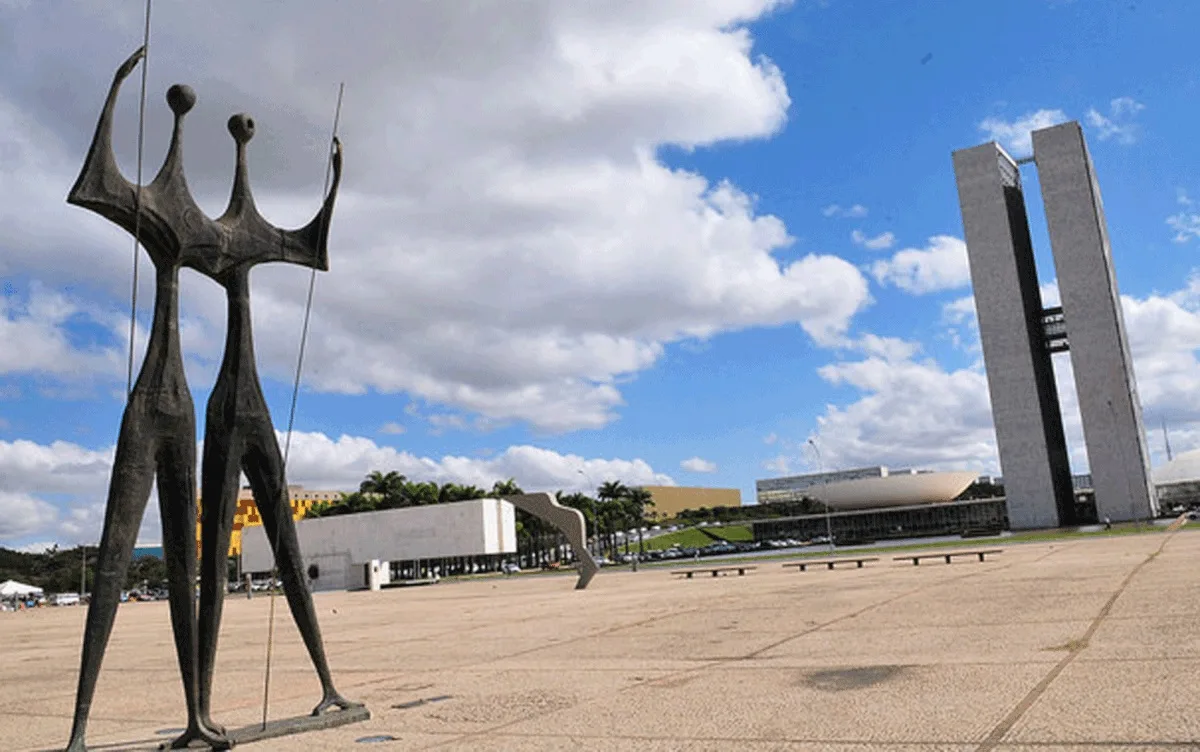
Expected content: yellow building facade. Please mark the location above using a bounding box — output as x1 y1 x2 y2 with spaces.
196 486 345 557
640 486 742 521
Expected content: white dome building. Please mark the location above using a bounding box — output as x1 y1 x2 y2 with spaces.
804 470 982 510
1153 449 1200 485
757 466 981 510
1153 450 1200 507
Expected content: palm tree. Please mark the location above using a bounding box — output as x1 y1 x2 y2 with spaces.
360 470 405 496
491 478 523 497
437 482 489 504
596 481 632 558
405 480 439 506
597 480 629 503
625 487 654 556
457 485 489 500
360 470 408 508
559 491 599 556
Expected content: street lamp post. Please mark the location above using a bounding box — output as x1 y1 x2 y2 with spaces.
808 439 835 554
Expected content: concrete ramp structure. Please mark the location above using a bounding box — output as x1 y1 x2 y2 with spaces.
503 493 599 590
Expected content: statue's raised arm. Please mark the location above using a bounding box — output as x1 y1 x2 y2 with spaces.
211 116 342 274
278 136 342 271
66 46 145 228
68 46 221 265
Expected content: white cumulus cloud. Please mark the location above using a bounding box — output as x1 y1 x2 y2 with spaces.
0 431 675 547
680 456 717 473
0 1 871 434
870 236 971 295
822 203 869 219
979 109 1069 156
804 276 1200 475
851 230 896 250
1085 97 1145 145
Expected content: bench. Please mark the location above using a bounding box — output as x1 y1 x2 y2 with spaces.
670 565 758 579
782 557 879 572
893 549 1003 566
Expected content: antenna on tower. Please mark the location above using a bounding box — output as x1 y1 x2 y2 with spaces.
1163 417 1174 462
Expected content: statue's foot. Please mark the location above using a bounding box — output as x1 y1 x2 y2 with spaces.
166 723 232 750
312 690 363 716
199 715 227 737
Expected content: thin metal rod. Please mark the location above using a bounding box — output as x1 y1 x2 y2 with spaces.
260 586 277 730
261 82 345 729
283 82 344 468
127 0 152 396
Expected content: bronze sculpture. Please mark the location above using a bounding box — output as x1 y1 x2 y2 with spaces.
193 113 358 732
65 47 222 752
65 47 362 751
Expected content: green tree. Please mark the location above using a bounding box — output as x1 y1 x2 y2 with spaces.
360 470 409 508
625 487 655 556
404 480 439 506
126 554 168 590
559 491 599 556
597 480 629 503
492 478 523 497
596 480 630 557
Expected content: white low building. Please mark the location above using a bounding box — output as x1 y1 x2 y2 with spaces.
241 498 518 592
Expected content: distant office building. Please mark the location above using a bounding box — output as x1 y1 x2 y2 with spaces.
640 486 742 520
196 485 344 557
756 466 978 510
953 121 1156 529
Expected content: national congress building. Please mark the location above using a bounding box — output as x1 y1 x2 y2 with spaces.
952 121 1157 529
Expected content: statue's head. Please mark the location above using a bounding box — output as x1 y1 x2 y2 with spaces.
228 113 256 145
166 84 196 116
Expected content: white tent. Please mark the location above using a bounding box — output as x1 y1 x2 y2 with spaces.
0 579 44 598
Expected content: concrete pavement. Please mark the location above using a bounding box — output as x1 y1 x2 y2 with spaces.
3 530 1198 750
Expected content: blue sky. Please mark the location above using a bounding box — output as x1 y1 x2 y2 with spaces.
4 0 1200 549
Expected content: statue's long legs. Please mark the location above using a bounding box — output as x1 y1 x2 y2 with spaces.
243 427 359 715
66 415 157 752
157 433 227 750
196 429 245 734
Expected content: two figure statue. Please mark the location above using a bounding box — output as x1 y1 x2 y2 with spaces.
65 48 359 751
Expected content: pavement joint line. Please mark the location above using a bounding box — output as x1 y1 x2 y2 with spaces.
363 729 1200 748
19 536 1181 750
282 604 717 711
292 543 1084 751
737 540 1075 663
975 533 1178 751
417 542 1073 750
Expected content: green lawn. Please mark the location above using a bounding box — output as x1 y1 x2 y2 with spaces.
641 528 715 551
707 525 753 542
640 524 753 551
637 520 1190 568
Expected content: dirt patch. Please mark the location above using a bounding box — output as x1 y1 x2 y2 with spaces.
1043 637 1089 652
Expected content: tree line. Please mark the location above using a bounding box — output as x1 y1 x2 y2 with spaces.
304 471 657 563
0 544 168 594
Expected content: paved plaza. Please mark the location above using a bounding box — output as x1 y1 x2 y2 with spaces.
4 530 1200 751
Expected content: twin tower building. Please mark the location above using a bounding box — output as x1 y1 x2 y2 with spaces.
952 122 1158 529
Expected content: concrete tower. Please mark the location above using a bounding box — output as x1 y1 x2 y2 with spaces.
952 121 1157 529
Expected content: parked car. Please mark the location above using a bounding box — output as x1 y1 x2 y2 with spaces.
52 592 81 607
